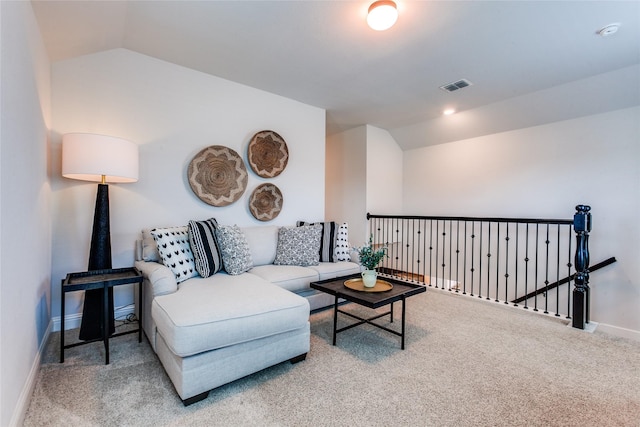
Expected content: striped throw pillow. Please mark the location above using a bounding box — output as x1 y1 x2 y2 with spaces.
188 218 223 278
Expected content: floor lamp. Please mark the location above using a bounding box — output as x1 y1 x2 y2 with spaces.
62 133 139 341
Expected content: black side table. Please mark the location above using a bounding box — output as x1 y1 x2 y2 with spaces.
60 267 143 365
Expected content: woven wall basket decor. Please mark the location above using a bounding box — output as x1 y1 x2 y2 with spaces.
247 130 289 178
188 145 248 207
249 183 283 221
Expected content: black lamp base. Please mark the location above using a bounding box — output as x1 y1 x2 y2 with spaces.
78 183 116 341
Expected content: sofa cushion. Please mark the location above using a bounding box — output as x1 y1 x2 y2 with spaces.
141 229 160 262
274 224 322 266
334 223 351 261
242 225 279 266
308 261 361 281
297 221 337 262
248 264 319 293
152 273 310 357
188 218 222 278
215 225 253 275
151 226 198 283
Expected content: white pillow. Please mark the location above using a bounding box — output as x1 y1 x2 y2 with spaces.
334 223 351 261
150 226 198 283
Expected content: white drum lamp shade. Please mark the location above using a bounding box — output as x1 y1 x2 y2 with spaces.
62 133 139 183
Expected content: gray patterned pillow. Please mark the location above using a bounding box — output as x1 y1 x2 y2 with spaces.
274 224 322 266
150 226 198 283
297 221 336 262
215 225 253 275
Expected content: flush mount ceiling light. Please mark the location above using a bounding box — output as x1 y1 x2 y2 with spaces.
367 1 398 31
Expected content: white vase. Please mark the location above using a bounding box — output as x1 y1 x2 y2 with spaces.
361 269 377 288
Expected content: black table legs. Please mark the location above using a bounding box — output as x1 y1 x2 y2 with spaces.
331 296 407 349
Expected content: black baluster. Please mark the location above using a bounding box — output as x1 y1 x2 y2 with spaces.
566 226 573 319
470 222 476 297
441 223 446 289
463 221 468 295
455 221 461 293
555 225 561 317
449 221 453 291
486 222 491 300
544 224 550 314
524 223 529 310
429 220 433 287
495 222 500 302
478 223 483 298
504 224 510 304
514 224 519 307
572 205 592 329
534 224 539 312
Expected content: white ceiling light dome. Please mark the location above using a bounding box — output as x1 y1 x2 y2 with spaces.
367 1 398 31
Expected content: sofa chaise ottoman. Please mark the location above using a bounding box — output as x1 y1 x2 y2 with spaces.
135 222 360 405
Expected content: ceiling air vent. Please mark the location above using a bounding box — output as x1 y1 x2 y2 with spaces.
440 79 473 93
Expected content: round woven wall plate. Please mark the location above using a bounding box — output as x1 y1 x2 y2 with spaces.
249 183 283 221
248 130 289 178
188 145 248 207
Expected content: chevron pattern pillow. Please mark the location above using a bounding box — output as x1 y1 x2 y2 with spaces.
150 226 198 283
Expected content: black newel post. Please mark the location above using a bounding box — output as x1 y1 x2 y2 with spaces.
572 205 591 329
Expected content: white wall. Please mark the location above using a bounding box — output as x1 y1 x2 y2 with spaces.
326 126 367 245
0 2 52 425
50 48 326 326
365 125 403 216
403 107 640 337
326 125 403 247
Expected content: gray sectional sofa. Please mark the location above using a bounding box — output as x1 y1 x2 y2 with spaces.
135 223 360 405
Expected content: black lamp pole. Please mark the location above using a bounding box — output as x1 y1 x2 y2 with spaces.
78 182 116 340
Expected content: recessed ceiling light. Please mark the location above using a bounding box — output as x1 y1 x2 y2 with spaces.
443 108 456 116
597 23 621 37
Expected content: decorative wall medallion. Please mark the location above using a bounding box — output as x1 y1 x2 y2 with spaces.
248 130 289 178
249 183 283 221
188 145 248 207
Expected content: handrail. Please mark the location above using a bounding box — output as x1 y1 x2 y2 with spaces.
366 206 598 329
367 212 573 225
512 257 616 304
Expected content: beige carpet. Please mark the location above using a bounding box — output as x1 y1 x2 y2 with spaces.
25 289 640 427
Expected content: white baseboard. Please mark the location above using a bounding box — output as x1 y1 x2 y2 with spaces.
52 305 136 332
596 322 640 342
10 319 52 427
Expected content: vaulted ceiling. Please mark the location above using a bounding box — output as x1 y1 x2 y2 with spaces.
32 1 640 150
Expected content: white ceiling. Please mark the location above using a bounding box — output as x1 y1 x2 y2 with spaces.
32 1 640 150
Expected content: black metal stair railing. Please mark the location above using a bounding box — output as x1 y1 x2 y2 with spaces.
366 206 609 327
